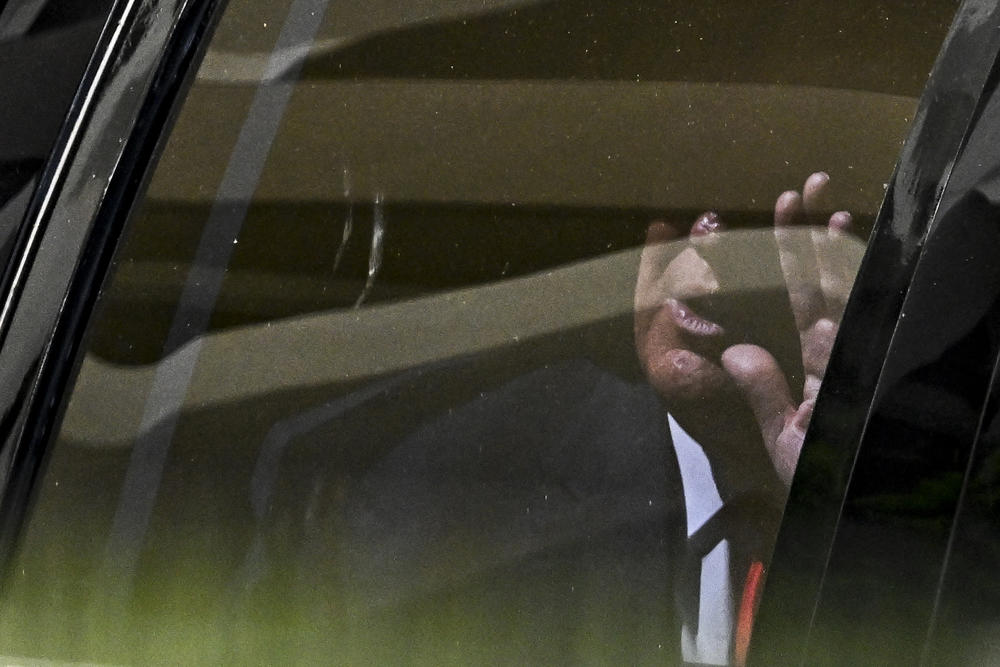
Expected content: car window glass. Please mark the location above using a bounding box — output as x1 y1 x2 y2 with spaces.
0 1 958 664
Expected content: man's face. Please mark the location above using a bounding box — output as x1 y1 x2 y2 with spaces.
634 216 736 405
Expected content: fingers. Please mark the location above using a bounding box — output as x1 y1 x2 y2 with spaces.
635 212 729 403
646 220 676 244
635 220 684 335
774 188 824 330
772 399 814 488
637 213 723 313
646 344 730 403
815 211 858 317
775 172 859 330
775 172 839 228
636 220 682 300
722 344 795 446
801 317 838 402
774 190 802 227
775 171 830 227
722 344 803 487
828 210 852 234
635 216 718 370
802 171 831 226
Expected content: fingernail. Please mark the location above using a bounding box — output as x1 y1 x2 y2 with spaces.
774 191 801 226
829 211 852 231
777 190 801 206
808 171 830 185
691 211 722 236
793 398 817 432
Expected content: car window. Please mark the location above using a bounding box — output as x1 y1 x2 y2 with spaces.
0 1 959 664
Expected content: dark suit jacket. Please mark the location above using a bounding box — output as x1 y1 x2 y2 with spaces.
250 359 690 663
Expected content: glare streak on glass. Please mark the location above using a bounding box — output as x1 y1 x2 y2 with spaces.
332 167 353 273
96 0 334 602
354 192 384 308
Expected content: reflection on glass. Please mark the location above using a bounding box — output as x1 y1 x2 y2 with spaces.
0 0 953 664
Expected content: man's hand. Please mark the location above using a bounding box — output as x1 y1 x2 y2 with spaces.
635 172 861 497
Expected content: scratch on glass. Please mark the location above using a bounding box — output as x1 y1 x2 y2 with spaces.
332 167 353 273
354 193 385 308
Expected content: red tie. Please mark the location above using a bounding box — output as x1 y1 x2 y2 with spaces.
734 559 765 666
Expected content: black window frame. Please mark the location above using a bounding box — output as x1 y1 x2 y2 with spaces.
0 0 227 569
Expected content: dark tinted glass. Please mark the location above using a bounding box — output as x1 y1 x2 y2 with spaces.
0 1 957 663
0 0 115 261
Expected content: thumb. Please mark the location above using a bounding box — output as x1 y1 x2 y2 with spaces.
722 344 798 485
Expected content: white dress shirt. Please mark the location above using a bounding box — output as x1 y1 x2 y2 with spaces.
670 413 733 666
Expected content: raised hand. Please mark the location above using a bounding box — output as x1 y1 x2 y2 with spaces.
635 172 863 498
